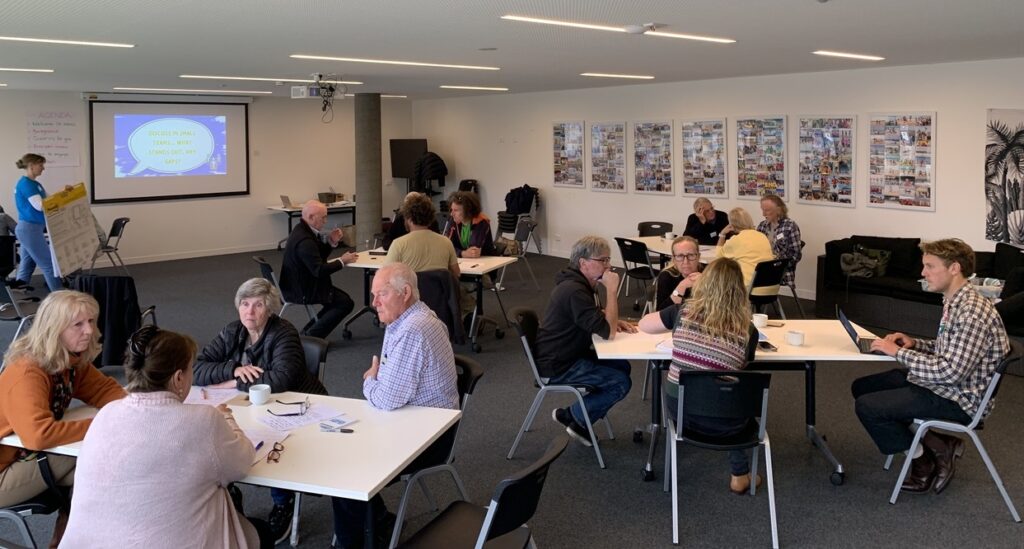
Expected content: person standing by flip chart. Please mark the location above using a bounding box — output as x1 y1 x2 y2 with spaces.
13 153 62 291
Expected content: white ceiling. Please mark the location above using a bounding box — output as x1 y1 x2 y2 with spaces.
1 0 1023 100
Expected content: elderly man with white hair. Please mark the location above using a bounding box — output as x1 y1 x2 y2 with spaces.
278 200 357 340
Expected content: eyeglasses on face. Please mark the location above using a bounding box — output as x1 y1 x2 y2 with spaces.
266 442 285 463
267 397 311 417
585 256 612 265
673 253 700 262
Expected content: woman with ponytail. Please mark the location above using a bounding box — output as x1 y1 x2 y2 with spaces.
12 153 63 290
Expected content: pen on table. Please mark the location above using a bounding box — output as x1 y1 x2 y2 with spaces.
469 263 479 268
200 388 207 400
255 440 264 451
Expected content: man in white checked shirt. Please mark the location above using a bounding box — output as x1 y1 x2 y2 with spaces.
852 239 1009 496
332 262 458 548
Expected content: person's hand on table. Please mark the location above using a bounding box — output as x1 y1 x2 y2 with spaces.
340 251 359 265
363 355 380 381
233 365 264 383
463 246 482 258
884 332 916 349
616 319 638 333
870 338 903 356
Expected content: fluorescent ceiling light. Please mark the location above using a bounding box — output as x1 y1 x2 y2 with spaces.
501 15 625 33
440 85 508 91
181 74 363 85
580 72 655 80
0 83 7 87
343 94 408 98
0 67 53 73
644 31 735 44
813 50 885 61
113 87 273 95
291 54 499 71
0 35 134 48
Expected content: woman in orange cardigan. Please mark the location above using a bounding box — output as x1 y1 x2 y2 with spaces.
0 290 125 547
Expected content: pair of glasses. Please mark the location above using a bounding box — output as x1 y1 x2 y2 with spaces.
673 253 700 262
267 397 311 417
585 257 612 265
266 442 285 463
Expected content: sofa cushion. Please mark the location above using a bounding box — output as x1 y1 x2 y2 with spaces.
994 242 1024 280
851 235 922 278
996 291 1024 338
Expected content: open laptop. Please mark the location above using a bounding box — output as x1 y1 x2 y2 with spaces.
279 195 295 208
837 307 881 354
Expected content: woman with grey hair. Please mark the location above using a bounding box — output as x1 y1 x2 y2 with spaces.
717 207 775 288
193 277 327 543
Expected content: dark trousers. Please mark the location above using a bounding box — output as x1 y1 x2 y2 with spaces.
247 517 276 549
304 287 354 339
665 393 750 476
851 369 971 455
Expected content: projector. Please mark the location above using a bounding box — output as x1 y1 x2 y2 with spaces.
290 84 323 99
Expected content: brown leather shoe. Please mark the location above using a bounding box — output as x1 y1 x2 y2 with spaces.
924 432 966 494
729 473 763 495
901 450 937 493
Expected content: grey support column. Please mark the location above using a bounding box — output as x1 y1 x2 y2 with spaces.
354 93 382 250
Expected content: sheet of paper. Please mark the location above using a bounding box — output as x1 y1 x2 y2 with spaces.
656 338 672 352
242 427 290 465
184 386 242 406
257 403 345 431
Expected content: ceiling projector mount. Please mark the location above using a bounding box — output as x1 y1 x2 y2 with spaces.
624 23 658 34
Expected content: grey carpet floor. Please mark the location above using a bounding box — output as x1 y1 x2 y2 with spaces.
1 251 1022 548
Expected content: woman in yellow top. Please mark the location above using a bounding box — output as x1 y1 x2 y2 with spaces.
716 207 774 289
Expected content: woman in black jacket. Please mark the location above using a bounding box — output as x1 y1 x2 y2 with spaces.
193 277 326 543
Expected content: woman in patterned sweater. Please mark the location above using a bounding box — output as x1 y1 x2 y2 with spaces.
640 257 759 494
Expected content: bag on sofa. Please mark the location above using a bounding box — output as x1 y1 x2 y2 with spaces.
840 245 892 278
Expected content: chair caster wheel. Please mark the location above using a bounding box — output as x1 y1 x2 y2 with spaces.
495 329 505 339
830 471 845 486
632 429 644 444
472 343 482 353
641 469 655 482
342 329 352 340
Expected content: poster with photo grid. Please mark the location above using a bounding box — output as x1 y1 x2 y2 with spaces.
680 119 728 197
735 116 786 199
589 122 627 193
633 121 673 194
553 121 585 188
797 116 856 207
867 112 935 211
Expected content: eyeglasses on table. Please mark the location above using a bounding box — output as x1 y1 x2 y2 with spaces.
267 396 311 417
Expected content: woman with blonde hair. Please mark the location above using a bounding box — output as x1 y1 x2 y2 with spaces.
716 207 774 288
0 290 125 547
639 258 760 493
654 235 702 310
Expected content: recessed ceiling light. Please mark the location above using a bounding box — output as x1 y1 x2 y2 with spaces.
0 83 7 87
812 50 885 61
0 67 54 73
644 30 736 44
181 74 363 85
291 55 499 71
113 87 273 95
500 15 625 33
478 47 498 51
0 35 134 48
440 85 508 91
580 72 655 80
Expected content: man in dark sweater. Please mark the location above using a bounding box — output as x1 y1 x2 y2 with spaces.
683 197 729 245
534 235 635 445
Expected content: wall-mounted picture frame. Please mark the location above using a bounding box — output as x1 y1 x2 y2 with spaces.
735 115 786 200
867 112 935 211
985 108 1024 243
680 118 728 198
589 121 627 193
553 120 585 188
796 115 856 208
633 120 674 195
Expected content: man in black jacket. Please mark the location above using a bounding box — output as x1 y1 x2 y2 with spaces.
683 197 730 245
534 235 635 446
279 201 357 339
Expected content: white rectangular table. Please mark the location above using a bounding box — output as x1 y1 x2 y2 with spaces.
268 202 356 249
594 319 894 485
343 251 517 352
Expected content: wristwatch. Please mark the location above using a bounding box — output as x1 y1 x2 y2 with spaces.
671 290 682 299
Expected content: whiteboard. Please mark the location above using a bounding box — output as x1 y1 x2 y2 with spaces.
42 183 100 277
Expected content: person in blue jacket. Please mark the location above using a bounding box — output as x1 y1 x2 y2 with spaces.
13 153 62 291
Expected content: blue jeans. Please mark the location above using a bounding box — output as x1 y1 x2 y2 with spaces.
270 488 293 507
549 358 632 425
15 221 62 291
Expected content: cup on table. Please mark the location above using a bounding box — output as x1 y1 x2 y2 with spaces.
752 314 768 329
249 384 271 405
786 330 805 346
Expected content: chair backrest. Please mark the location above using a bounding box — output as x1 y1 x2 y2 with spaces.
0 235 15 278
417 269 467 344
106 217 130 248
300 335 328 382
496 210 518 234
677 370 771 426
513 216 537 245
749 258 788 295
638 221 673 237
252 256 281 287
614 237 656 271
140 305 158 327
969 339 1023 428
476 435 569 546
508 307 546 386
454 354 485 410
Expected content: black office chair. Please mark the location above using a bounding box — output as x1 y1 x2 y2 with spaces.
0 455 70 549
89 217 130 275
399 435 568 549
389 355 485 548
252 256 316 323
614 237 659 310
664 371 778 547
883 340 1023 521
0 235 40 323
785 241 807 318
749 259 789 319
506 307 614 469
638 221 673 237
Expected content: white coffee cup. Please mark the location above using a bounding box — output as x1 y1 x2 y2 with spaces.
664 231 673 240
752 314 768 329
249 384 271 405
786 330 805 346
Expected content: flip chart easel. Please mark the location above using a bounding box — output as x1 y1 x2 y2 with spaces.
42 183 100 277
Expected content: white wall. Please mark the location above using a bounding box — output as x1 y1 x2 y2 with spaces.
0 91 413 263
411 57 1024 299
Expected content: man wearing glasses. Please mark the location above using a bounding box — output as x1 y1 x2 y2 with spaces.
534 235 636 446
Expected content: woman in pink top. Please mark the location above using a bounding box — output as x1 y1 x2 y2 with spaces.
60 327 273 548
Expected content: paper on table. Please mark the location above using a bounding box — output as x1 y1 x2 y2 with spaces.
184 386 242 406
242 427 290 465
258 403 345 431
656 338 672 352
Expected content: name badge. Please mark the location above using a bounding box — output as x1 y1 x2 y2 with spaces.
710 232 718 238
776 233 785 240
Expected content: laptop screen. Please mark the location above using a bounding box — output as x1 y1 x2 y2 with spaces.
837 308 861 344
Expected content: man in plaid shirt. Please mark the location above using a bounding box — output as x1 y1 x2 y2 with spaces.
852 239 1009 495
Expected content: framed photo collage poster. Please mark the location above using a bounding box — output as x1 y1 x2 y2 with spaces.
552 112 936 210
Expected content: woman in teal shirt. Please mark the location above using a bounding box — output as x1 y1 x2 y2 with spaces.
13 153 62 291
